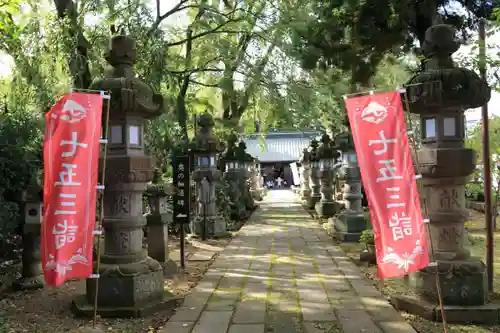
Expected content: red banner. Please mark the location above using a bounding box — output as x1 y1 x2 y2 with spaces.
42 92 103 286
345 91 429 278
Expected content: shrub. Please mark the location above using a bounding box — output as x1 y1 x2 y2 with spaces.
359 229 374 246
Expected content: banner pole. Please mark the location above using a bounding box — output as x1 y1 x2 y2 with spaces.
93 91 111 329
400 89 449 333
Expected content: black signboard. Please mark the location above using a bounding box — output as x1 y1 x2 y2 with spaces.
172 154 190 225
172 152 190 268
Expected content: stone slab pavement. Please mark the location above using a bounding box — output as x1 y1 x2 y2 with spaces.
161 189 416 333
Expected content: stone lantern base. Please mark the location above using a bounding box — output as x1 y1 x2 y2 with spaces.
250 188 263 201
328 211 366 242
391 259 500 324
12 224 45 291
307 195 321 210
190 216 230 239
300 189 311 202
314 200 337 219
72 258 177 318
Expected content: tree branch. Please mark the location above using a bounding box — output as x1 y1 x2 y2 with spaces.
189 79 220 88
147 0 192 36
165 4 245 47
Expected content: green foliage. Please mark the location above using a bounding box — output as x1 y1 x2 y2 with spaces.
466 182 485 202
359 229 374 246
291 0 499 84
466 116 500 165
0 80 43 257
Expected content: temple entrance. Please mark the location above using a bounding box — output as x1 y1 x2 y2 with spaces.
261 163 293 188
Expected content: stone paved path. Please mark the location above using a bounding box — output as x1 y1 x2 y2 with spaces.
161 190 416 333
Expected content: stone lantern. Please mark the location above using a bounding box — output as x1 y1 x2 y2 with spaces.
145 170 177 278
72 34 174 316
221 134 246 220
330 126 366 241
250 159 263 201
299 148 312 202
235 141 256 211
315 133 340 218
307 139 321 210
391 22 495 323
12 177 45 290
190 112 227 238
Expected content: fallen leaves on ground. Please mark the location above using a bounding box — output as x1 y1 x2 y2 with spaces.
0 238 229 333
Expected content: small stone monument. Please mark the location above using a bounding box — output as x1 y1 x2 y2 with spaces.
299 148 311 202
72 34 175 317
307 139 321 210
12 177 45 290
330 127 366 242
314 133 339 218
391 21 498 324
221 134 246 220
145 170 178 278
190 112 228 238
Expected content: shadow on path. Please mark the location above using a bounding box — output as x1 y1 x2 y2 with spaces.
161 190 416 333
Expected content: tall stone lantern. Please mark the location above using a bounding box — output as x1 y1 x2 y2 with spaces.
330 127 366 242
250 159 263 201
392 22 495 323
299 148 312 202
221 134 246 220
307 139 321 210
72 34 174 316
235 142 256 211
190 112 228 238
315 134 340 218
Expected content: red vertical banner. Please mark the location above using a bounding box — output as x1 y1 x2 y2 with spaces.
42 92 103 286
345 91 429 278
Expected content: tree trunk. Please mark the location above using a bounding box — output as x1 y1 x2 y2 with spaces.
53 0 92 89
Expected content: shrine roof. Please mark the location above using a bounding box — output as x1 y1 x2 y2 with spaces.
244 131 322 163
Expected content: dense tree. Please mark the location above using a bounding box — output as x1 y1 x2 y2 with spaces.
0 0 415 252
291 0 500 84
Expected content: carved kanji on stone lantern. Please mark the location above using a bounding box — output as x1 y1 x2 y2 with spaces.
72 34 175 316
391 21 496 323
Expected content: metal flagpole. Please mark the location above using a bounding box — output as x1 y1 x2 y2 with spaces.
94 91 110 329
478 18 494 293
69 87 111 329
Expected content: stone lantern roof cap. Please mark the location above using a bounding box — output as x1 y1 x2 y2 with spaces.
105 34 137 67
145 169 166 195
89 34 164 120
405 23 491 114
308 139 319 161
221 134 238 162
190 112 220 153
334 130 355 152
317 133 339 159
235 141 254 162
299 147 311 163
